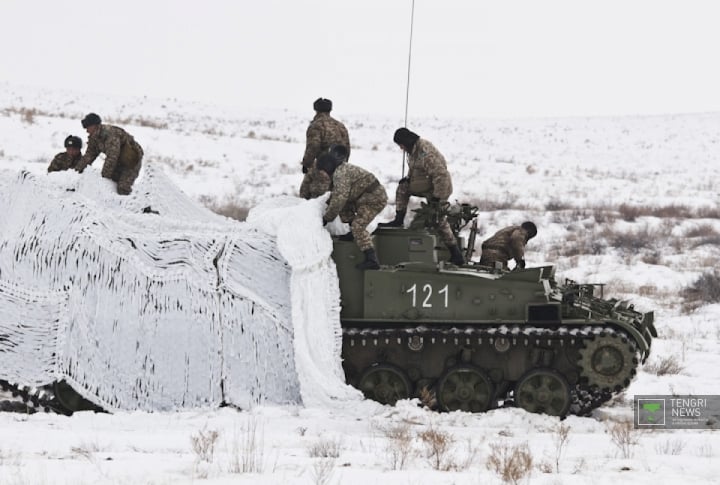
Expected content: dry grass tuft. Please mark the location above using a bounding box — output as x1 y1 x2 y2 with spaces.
552 423 571 473
229 417 265 474
418 425 456 471
682 270 720 312
486 441 533 484
606 419 638 459
644 355 684 376
191 427 220 464
376 422 415 470
308 437 342 459
655 439 686 455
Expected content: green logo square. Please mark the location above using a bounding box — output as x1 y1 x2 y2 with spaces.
638 398 665 426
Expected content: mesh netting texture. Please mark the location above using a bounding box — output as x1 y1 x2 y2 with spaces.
0 165 361 411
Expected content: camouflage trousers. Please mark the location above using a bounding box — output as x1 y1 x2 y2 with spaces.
479 248 510 269
339 185 388 251
396 179 457 248
299 167 331 200
108 159 142 195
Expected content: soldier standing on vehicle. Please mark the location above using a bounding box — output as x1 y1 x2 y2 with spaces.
318 145 387 270
48 135 83 172
299 98 351 200
479 222 538 269
379 127 465 265
74 113 144 195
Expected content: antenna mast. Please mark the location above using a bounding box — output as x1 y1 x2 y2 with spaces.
402 0 416 177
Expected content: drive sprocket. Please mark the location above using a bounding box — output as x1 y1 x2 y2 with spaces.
578 330 638 391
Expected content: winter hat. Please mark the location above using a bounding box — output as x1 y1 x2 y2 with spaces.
393 127 419 150
317 144 348 176
313 98 332 113
64 135 82 149
81 113 102 128
521 221 538 238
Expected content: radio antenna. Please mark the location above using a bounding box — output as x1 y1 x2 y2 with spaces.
402 0 416 177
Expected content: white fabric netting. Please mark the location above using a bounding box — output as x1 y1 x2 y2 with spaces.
0 165 362 411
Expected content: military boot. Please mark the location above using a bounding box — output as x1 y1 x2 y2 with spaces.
448 244 465 266
356 248 380 270
377 210 406 228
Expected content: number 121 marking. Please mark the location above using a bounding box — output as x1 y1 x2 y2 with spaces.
406 283 449 308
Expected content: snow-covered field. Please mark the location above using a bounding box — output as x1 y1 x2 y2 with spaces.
1 83 720 484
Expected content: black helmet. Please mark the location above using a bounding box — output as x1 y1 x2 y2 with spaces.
64 135 82 149
317 144 348 175
81 113 102 128
313 98 332 113
521 221 538 239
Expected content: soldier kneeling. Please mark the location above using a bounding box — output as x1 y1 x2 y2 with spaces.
318 145 387 270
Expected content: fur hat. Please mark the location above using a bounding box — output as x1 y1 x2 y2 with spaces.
64 135 82 149
313 98 332 113
393 127 419 150
521 221 538 238
317 144 348 175
81 113 102 128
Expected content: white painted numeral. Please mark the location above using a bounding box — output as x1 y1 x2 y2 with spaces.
406 283 450 308
438 284 448 308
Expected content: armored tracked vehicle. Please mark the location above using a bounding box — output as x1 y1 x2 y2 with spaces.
334 203 656 416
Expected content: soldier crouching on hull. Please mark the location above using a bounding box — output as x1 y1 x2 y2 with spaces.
299 98 351 200
479 222 538 270
318 145 387 270
48 135 83 172
74 113 144 195
379 127 465 266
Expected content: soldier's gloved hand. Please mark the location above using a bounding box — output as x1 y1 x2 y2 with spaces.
399 176 410 184
516 258 526 269
322 218 329 226
302 165 308 174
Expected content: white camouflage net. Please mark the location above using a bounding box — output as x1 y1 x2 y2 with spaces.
0 165 362 411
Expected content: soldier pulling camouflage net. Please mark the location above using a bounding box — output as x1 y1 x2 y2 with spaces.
75 113 143 195
318 145 387 270
47 135 82 173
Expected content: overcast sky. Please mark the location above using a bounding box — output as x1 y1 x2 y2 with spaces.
3 0 720 118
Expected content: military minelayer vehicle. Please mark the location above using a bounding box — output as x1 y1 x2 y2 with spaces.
333 202 656 416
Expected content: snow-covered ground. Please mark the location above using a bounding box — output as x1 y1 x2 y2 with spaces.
1 83 720 484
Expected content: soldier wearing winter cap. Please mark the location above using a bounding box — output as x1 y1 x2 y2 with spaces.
479 222 538 270
75 113 144 195
299 97 351 199
318 144 387 270
48 135 83 172
379 127 465 266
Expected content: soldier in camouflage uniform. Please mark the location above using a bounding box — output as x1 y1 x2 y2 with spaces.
299 98 351 199
48 135 83 172
379 127 465 265
479 222 537 269
318 145 387 270
74 113 144 195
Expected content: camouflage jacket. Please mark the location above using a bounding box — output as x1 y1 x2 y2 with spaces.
408 138 452 200
76 124 144 178
301 113 350 169
48 152 81 172
324 163 382 222
481 226 531 262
